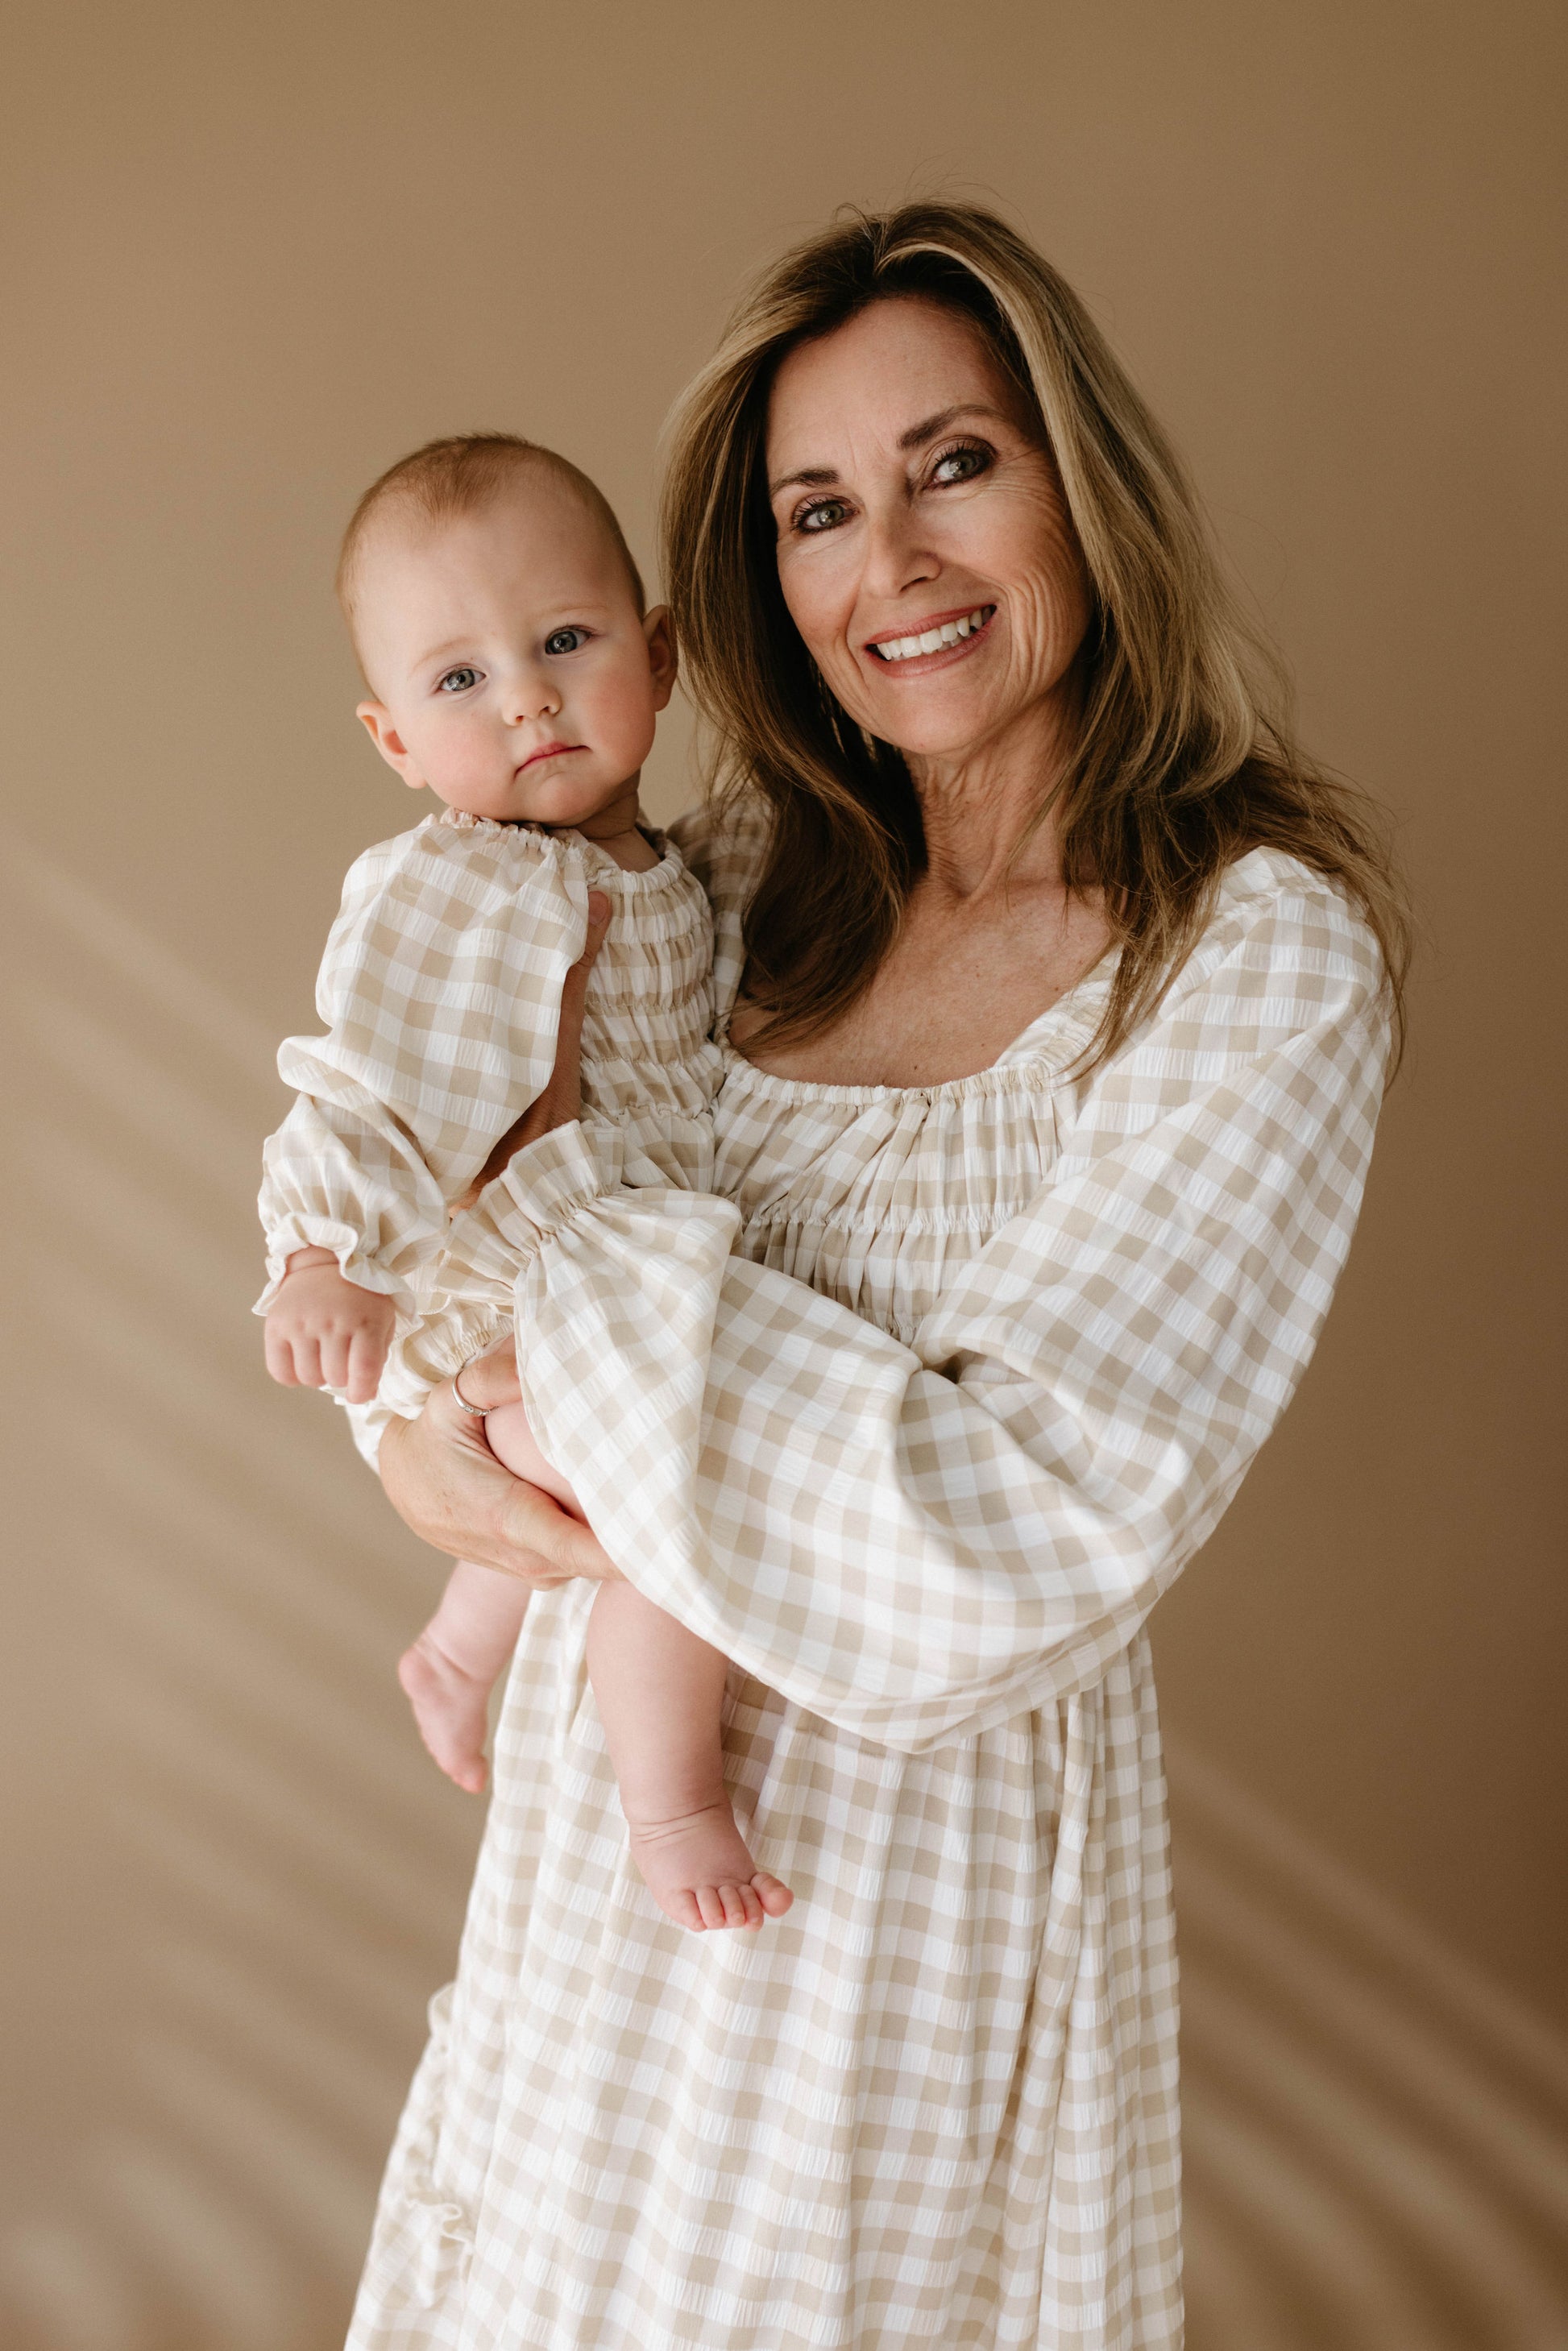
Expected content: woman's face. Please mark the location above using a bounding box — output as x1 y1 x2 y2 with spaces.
765 296 1092 770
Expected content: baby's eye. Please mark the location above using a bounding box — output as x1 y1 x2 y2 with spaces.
437 666 479 694
930 443 990 487
794 496 852 535
544 628 591 657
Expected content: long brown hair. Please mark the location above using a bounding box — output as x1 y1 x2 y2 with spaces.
661 201 1409 1068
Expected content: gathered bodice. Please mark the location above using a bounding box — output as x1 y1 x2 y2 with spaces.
348 797 1391 2351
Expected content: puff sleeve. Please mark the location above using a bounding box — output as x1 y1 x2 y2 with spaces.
256 816 589 1312
469 866 1391 1751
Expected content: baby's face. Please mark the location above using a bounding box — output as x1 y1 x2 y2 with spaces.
353 475 674 831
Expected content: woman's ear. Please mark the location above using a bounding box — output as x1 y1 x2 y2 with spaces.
642 605 678 711
357 701 426 790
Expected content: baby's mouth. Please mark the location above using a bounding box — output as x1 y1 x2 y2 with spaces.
519 741 587 770
869 604 996 662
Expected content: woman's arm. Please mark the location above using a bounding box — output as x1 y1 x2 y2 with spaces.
466 870 1392 1744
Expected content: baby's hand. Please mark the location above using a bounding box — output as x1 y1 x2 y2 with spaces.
264 1247 395 1404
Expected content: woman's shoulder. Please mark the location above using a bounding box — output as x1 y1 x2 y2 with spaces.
1143 845 1390 1062
1202 845 1384 985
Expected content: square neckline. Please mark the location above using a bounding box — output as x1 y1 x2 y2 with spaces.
716 940 1122 1109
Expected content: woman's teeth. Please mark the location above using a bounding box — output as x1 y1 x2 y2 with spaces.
873 606 993 661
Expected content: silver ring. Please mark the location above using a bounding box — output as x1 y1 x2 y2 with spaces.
451 1360 491 1417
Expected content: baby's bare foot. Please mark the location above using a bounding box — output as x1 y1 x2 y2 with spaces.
626 1799 794 1932
397 1631 492 1794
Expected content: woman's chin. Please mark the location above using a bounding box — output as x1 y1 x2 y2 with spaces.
863 702 1018 769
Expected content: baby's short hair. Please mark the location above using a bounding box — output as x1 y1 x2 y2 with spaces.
337 433 646 641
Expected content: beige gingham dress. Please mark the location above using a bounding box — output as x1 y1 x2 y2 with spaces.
346 802 1390 2351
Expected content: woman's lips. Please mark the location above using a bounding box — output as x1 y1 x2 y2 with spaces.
865 603 997 673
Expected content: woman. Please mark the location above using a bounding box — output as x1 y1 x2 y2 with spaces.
347 203 1406 2350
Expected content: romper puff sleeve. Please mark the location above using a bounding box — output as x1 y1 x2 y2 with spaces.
463 858 1391 1752
255 812 591 1312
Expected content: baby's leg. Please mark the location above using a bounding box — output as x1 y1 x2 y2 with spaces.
398 1561 530 1793
587 1583 794 1932
483 1399 585 1518
398 1399 577 1793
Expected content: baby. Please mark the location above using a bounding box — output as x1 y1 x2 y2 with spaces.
258 433 791 1934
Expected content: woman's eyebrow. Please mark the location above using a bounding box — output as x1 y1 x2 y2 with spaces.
897 402 1007 450
767 463 839 496
769 403 1012 495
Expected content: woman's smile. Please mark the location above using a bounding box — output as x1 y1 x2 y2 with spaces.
865 601 997 671
766 299 1092 765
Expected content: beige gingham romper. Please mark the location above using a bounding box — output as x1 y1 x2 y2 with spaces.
256 805 720 1414
346 799 1390 2351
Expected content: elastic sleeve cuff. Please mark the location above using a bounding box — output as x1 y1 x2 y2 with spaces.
254 1217 409 1315
461 1121 616 1270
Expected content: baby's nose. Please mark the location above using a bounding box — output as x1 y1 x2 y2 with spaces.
506 675 560 722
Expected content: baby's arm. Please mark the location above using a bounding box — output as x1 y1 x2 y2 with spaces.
263 1243 396 1405
259 822 595 1343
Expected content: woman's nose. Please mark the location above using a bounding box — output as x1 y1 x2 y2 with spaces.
861 497 940 601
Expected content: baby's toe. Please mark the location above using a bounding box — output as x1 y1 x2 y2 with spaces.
695 1884 733 1931
662 1887 707 1933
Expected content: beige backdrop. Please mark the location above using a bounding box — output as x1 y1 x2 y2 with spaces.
3 3 1564 2345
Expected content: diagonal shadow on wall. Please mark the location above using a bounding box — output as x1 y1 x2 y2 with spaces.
2 841 1564 2351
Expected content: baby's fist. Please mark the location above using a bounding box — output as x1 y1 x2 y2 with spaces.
264 1250 395 1404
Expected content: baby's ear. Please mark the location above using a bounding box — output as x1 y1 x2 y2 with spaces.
642 605 678 710
357 702 425 790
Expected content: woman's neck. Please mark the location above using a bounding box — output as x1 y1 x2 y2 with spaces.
906 690 1079 902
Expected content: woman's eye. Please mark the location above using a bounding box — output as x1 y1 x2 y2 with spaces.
438 666 479 694
931 444 990 487
544 628 590 656
794 496 852 535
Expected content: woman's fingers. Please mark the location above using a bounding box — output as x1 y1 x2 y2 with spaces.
379 1387 620 1588
496 1472 618 1584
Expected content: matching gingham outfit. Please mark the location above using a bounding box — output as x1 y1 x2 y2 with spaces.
257 806 720 1418
346 800 1390 2350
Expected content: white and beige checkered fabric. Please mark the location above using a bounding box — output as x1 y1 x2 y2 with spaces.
347 804 1391 2350
255 807 720 1390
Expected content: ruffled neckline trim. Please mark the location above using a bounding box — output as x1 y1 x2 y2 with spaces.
432 806 686 898
716 947 1119 1109
707 844 1344 1110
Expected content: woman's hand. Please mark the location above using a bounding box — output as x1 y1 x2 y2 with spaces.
379 1377 618 1586
382 888 620 1585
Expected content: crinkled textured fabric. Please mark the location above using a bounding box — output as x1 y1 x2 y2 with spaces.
255 806 719 1426
347 802 1390 2349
